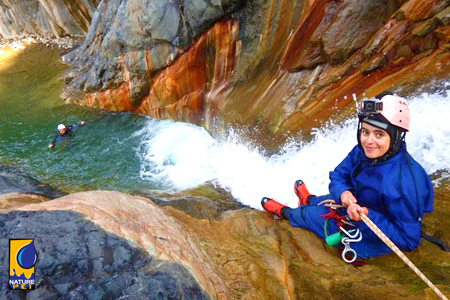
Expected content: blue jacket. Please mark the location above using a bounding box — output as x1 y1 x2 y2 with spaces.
329 144 433 258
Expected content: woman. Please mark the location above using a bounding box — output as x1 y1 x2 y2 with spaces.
261 92 434 258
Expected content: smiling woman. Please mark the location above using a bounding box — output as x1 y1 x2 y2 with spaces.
359 123 391 159
357 93 410 163
261 92 434 261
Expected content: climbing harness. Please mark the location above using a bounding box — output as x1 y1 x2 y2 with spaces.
319 199 448 299
319 200 362 263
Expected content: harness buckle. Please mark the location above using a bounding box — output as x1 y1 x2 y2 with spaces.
340 227 362 263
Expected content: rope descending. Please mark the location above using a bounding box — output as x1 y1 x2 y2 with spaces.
359 213 449 300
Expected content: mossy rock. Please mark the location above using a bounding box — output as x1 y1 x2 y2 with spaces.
137 182 247 219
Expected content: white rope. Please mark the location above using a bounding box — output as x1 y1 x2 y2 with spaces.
360 213 449 300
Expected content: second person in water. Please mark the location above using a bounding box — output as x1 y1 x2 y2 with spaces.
49 121 85 149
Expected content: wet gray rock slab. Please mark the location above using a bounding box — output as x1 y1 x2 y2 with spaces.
0 210 209 299
139 182 247 219
0 164 63 199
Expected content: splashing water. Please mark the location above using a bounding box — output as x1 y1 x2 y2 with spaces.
2 44 449 210
138 90 450 209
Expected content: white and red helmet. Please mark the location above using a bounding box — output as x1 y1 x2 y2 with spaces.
357 92 410 161
358 94 410 131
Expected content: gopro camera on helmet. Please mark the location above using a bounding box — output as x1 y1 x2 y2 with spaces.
358 99 383 116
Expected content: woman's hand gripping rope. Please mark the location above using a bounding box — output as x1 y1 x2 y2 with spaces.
340 191 369 221
347 203 368 221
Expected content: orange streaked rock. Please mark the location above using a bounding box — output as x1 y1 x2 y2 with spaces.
280 0 331 71
135 19 238 126
218 0 450 149
399 0 449 21
83 83 134 112
78 19 238 126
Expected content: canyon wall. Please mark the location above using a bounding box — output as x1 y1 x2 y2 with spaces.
0 0 99 40
3 0 450 148
64 0 450 148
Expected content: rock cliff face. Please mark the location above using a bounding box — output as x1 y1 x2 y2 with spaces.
3 1 450 148
0 0 99 40
55 0 450 149
60 0 244 129
1 190 449 299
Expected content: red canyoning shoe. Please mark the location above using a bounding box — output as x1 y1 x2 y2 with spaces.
261 197 286 219
294 180 312 206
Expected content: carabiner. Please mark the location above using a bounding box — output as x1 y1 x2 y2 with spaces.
340 227 359 239
340 228 362 263
342 240 358 263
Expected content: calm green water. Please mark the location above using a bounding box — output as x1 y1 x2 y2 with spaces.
0 44 156 193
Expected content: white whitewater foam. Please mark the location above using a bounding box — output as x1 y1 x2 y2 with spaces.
138 90 450 209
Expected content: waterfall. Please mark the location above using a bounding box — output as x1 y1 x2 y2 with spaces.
138 89 450 209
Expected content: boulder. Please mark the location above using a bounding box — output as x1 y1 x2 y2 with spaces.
0 209 209 299
0 189 448 299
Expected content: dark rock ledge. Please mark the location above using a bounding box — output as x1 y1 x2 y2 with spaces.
0 210 209 300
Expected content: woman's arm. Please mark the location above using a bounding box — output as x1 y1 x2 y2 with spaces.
329 145 360 204
352 206 421 251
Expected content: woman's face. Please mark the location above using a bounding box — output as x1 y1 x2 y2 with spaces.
360 122 391 159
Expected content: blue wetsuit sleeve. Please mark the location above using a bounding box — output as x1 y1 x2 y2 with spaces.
51 134 59 145
66 122 82 131
357 208 421 252
329 146 359 204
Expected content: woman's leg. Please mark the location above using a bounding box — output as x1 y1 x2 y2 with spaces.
287 195 339 240
308 194 335 206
